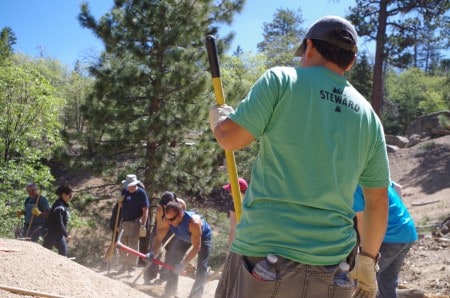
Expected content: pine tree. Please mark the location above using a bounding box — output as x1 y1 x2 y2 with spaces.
347 0 449 115
256 8 305 68
0 27 16 63
78 0 245 197
346 51 373 100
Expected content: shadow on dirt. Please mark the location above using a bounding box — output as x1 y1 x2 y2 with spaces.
407 142 450 195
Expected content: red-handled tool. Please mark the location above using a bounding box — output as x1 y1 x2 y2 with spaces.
115 229 189 276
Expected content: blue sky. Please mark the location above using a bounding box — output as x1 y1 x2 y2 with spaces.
0 0 358 67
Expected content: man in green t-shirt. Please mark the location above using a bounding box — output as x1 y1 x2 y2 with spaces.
210 15 389 298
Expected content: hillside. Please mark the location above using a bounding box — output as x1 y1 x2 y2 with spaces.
0 135 449 297
388 135 450 297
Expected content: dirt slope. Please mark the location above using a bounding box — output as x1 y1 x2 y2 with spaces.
0 135 449 298
0 238 152 297
388 135 450 297
0 238 218 297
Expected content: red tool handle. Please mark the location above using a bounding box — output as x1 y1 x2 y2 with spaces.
115 229 187 275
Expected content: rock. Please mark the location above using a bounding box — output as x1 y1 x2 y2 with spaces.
386 135 409 148
407 134 421 147
387 144 400 152
432 128 450 137
397 288 425 298
439 217 450 235
406 110 450 138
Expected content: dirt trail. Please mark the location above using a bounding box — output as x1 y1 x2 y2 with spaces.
1 136 449 297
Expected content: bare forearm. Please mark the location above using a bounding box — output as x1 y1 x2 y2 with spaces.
182 245 200 265
214 119 254 151
141 207 148 225
360 187 388 257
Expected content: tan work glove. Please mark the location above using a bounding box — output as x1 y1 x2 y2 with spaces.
16 210 25 218
32 207 41 217
139 225 146 237
208 104 234 132
350 253 380 298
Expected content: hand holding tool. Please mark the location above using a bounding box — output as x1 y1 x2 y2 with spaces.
209 104 235 131
25 195 41 238
174 263 185 275
32 207 41 217
350 252 380 297
116 230 188 276
146 251 154 261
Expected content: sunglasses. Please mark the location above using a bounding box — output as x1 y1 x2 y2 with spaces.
164 212 179 222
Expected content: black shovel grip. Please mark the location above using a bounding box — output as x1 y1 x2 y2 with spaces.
206 35 220 79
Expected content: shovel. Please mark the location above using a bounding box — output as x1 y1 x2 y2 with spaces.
104 202 122 264
132 233 175 284
25 195 42 239
205 35 242 221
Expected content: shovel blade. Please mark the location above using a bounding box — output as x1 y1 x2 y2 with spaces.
104 244 115 263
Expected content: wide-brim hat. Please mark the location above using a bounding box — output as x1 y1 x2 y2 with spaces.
127 180 141 187
122 174 140 188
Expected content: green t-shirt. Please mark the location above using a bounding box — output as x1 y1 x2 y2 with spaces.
229 66 390 265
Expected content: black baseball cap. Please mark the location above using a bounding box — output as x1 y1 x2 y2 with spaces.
294 15 358 57
159 191 176 206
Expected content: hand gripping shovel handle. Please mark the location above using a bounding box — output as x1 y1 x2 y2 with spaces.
115 230 189 276
205 35 242 221
25 195 42 238
132 233 176 284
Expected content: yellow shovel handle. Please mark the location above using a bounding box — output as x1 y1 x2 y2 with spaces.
205 35 242 221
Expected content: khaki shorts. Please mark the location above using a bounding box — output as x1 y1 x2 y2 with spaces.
215 251 353 298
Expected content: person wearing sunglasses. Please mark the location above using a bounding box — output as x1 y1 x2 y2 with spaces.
149 201 212 298
43 185 73 256
144 191 188 284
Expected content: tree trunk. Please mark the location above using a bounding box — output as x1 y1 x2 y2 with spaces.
371 0 388 117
